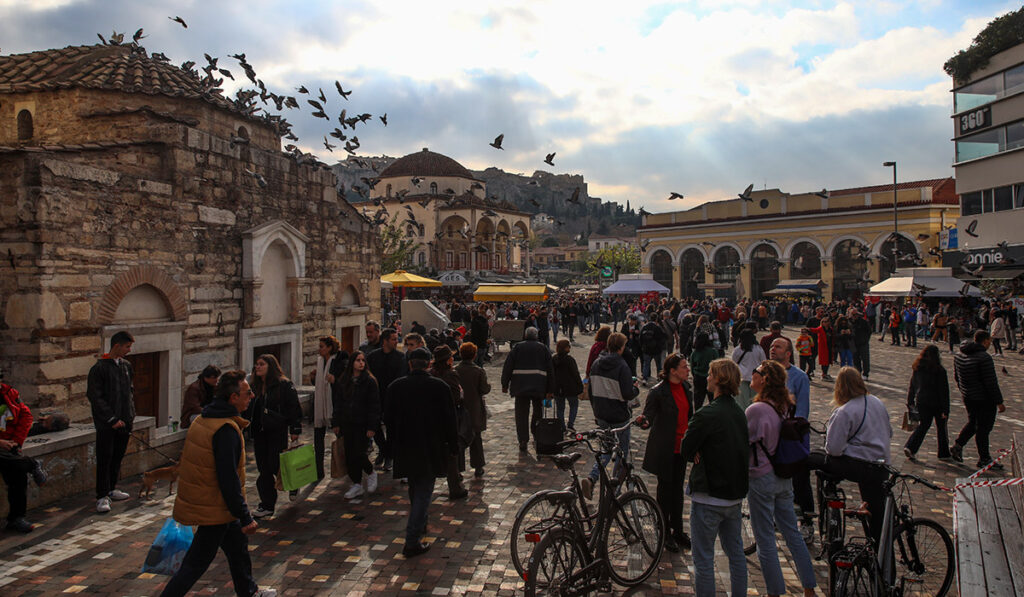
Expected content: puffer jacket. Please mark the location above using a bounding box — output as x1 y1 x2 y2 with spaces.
588 351 638 424
953 341 1003 404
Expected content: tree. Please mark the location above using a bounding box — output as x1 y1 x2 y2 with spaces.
585 244 641 279
379 220 423 274
541 236 559 247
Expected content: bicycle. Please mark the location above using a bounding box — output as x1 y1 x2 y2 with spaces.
821 462 954 596
510 421 649 578
522 420 665 595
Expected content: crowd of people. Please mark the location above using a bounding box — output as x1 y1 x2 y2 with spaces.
0 290 1015 597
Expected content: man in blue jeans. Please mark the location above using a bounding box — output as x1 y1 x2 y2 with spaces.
679 358 749 597
384 348 459 557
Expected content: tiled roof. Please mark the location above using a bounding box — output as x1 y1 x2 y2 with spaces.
831 177 957 201
0 44 240 116
379 148 477 180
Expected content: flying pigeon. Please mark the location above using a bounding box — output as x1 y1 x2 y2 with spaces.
544 152 555 166
964 219 979 237
335 81 352 100
489 134 504 150
667 192 684 200
814 188 829 199
738 184 754 202
168 16 187 28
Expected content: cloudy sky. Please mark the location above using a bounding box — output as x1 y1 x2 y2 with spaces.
1 0 1017 211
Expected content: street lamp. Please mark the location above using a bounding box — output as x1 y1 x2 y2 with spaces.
883 161 897 274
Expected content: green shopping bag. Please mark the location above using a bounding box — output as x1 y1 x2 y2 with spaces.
278 443 317 491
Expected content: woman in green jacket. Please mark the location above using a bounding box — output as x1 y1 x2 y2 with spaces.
688 332 718 411
679 358 749 597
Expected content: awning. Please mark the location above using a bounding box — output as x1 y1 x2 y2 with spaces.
868 270 982 298
973 267 1024 280
381 270 442 288
697 282 733 290
764 287 818 296
602 279 671 295
473 284 549 301
774 279 827 291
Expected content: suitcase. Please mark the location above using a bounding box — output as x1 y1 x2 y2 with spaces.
534 399 564 455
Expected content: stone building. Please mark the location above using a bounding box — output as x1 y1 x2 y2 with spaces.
357 148 533 276
0 43 382 428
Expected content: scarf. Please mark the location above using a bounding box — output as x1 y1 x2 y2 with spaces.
314 354 335 428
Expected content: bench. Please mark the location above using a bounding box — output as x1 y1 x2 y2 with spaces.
954 433 1024 596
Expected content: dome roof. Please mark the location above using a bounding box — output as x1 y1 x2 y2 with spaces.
379 148 476 180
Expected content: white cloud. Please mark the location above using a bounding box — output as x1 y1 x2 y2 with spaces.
0 0 80 10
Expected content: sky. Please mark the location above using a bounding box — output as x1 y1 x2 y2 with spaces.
1 0 1019 212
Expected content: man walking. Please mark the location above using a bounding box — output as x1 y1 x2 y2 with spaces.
639 312 666 385
851 310 872 380
366 328 406 471
162 370 276 597
951 330 1007 469
87 331 136 514
501 327 554 452
385 348 458 558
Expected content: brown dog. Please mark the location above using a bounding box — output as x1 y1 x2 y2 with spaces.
139 462 179 499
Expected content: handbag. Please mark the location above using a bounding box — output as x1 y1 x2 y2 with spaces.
141 518 194 576
580 380 590 401
901 406 920 432
330 438 347 479
278 443 317 491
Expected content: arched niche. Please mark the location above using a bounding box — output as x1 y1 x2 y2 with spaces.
680 248 705 298
259 240 296 327
113 284 172 323
750 243 780 299
17 109 33 141
789 241 822 279
713 245 741 300
650 250 673 294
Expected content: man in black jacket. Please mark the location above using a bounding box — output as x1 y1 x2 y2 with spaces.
951 330 1007 468
501 327 555 452
385 348 458 558
367 328 406 470
87 330 136 514
639 312 666 385
851 310 873 379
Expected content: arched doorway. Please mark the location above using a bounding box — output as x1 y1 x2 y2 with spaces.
832 239 870 301
713 246 741 300
880 235 920 280
790 242 822 279
750 244 780 299
650 250 673 295
680 249 704 299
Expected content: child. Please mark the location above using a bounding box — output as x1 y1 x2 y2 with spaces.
796 328 815 378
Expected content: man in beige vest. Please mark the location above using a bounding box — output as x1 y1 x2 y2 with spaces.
161 370 276 597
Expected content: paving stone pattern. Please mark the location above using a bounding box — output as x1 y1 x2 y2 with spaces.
0 331 1019 595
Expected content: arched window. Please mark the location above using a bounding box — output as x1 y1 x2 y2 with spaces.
713 246 741 300
17 110 33 141
790 242 822 279
386 184 392 198
236 126 251 161
430 182 438 195
833 239 870 301
650 250 673 294
680 249 704 298
880 235 919 281
750 244 780 299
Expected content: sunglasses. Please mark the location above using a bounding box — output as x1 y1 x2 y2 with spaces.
753 368 766 376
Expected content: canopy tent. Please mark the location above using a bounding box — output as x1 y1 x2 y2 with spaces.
867 268 982 298
473 283 549 302
973 267 1024 280
763 287 818 297
381 270 442 288
381 280 393 290
545 283 560 292
774 279 826 291
602 278 671 295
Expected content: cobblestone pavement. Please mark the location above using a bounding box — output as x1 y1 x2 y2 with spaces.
0 329 1020 596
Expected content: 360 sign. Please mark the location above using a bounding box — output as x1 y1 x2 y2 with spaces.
959 107 991 134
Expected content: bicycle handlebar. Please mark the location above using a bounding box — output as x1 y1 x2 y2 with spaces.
556 418 642 451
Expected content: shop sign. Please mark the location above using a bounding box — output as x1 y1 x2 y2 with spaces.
958 106 991 135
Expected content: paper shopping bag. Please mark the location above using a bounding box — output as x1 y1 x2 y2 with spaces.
330 438 347 479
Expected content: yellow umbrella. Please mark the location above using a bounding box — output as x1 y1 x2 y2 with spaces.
380 270 443 288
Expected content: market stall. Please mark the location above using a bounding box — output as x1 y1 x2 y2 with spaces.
867 267 982 298
472 283 549 302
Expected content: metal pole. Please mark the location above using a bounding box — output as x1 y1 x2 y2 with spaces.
883 161 897 275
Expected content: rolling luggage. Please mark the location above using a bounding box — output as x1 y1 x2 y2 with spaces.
534 399 563 455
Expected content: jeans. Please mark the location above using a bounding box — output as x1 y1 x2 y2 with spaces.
904 404 950 458
95 428 130 499
955 401 998 463
640 351 661 381
839 348 853 367
747 473 818 593
690 500 747 597
405 475 435 544
554 395 578 430
0 449 32 519
161 521 258 597
905 322 917 346
253 432 287 511
514 395 543 446
589 419 630 483
853 343 870 377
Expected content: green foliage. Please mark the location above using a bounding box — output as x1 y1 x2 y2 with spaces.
379 220 423 274
541 236 560 247
944 6 1024 83
585 244 641 278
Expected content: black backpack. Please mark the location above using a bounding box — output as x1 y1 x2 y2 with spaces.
754 407 811 479
640 327 659 354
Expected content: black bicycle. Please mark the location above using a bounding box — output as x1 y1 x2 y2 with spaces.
523 421 665 595
510 422 648 578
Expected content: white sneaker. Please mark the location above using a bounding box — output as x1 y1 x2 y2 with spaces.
108 489 130 501
96 497 111 513
252 506 274 519
345 483 365 499
253 590 278 597
365 471 378 493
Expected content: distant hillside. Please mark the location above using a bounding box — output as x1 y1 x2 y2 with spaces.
331 157 639 240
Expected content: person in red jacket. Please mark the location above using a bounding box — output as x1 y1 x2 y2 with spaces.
807 318 834 381
1 378 47 533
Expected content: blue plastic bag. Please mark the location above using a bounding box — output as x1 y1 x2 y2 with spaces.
142 518 194 575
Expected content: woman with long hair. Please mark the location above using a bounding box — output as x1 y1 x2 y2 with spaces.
250 354 302 518
902 345 951 462
746 361 817 597
332 350 380 499
314 336 347 480
586 326 612 377
429 345 468 500
455 342 490 477
552 339 584 432
688 332 718 411
641 353 693 553
731 328 766 411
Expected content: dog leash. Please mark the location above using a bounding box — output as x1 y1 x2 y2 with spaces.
130 431 178 465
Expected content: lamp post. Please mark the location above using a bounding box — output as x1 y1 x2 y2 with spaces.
883 161 897 275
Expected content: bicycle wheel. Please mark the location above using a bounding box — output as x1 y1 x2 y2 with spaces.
834 561 878 596
624 473 648 495
741 500 757 555
604 490 664 586
511 490 577 578
893 518 954 596
524 527 589 597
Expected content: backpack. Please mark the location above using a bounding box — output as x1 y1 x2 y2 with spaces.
755 407 811 479
640 327 659 354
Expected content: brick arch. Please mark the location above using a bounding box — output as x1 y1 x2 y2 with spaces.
97 265 188 325
335 273 364 306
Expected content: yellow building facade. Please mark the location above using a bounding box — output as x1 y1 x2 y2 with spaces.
638 178 959 301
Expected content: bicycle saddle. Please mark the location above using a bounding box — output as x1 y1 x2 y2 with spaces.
844 501 870 517
550 452 582 470
544 490 577 507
